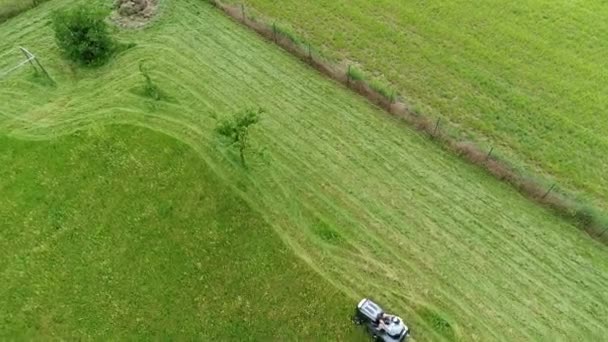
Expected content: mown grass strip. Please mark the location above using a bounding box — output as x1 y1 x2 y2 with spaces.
1 0 608 340
209 0 608 245
231 0 608 213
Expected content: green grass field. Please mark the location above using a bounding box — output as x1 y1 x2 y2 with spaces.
0 127 359 340
1 0 608 340
233 0 608 211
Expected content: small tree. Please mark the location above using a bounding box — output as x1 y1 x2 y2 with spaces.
52 5 113 66
216 108 263 166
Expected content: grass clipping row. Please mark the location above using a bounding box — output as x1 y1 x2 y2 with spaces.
207 0 608 245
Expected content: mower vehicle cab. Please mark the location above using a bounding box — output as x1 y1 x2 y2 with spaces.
352 298 410 342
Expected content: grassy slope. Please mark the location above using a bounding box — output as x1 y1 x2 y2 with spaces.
0 126 360 340
233 0 608 210
1 0 608 340
0 0 48 23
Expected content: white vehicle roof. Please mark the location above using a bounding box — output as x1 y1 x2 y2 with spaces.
357 298 384 321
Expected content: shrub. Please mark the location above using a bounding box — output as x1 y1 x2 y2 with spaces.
369 79 396 103
52 5 114 66
574 203 604 229
273 23 299 44
347 65 365 82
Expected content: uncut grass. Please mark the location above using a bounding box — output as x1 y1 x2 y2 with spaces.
232 0 608 211
1 0 608 340
0 126 361 340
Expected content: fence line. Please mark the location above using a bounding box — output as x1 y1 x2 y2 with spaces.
205 0 608 245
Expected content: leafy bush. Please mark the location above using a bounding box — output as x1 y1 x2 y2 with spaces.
369 79 396 103
52 5 114 66
347 65 365 82
574 203 608 236
273 23 299 44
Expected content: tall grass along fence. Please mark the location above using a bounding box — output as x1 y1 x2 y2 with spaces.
204 0 608 245
0 0 50 24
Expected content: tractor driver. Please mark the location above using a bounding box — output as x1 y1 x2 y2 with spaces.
378 314 405 337
377 313 392 332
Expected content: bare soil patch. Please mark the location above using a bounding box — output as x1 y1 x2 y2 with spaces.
112 0 158 28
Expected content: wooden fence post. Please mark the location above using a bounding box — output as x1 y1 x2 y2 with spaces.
347 65 352 86
486 147 494 160
433 118 441 136
541 184 556 199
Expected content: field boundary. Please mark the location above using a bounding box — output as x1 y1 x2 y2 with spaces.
203 0 608 245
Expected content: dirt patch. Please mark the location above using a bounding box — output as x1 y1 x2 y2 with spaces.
112 0 158 29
